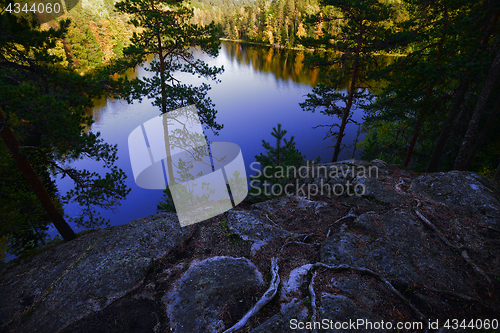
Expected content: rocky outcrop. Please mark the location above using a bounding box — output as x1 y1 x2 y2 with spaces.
1 160 499 333
165 257 265 333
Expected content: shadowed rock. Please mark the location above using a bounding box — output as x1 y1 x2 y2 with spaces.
1 213 190 333
410 171 500 227
164 256 265 333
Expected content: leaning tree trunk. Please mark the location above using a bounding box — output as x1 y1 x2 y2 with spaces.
404 7 450 168
427 10 499 172
494 159 500 180
0 109 76 241
403 85 434 167
426 77 469 171
454 46 500 170
403 113 424 167
463 96 500 170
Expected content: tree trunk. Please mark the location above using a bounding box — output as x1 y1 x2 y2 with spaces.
403 86 433 167
463 96 500 169
427 11 499 172
0 109 76 241
331 27 363 162
154 1 175 183
453 47 500 170
426 77 469 172
404 7 451 167
494 159 500 180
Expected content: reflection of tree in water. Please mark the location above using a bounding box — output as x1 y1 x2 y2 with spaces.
161 106 234 221
156 105 248 222
226 169 247 204
162 106 211 183
169 128 209 169
222 41 395 90
223 41 320 86
169 156 232 225
169 158 215 210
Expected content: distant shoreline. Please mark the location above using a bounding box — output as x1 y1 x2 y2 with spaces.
219 38 405 56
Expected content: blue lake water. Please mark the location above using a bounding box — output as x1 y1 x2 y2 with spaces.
55 41 366 234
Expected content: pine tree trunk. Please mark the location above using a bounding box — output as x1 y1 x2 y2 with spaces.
162 114 175 183
494 159 500 180
403 116 423 167
404 7 450 167
331 27 363 162
454 47 500 170
403 86 433 167
154 1 175 183
463 96 500 169
428 11 500 172
426 77 469 172
0 110 76 241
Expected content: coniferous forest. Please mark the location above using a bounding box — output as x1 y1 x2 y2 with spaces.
1 0 500 259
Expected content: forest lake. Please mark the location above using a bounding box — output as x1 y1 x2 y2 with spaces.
53 41 388 236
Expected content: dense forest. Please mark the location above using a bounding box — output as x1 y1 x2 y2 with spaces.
190 0 407 48
1 0 500 259
32 0 404 71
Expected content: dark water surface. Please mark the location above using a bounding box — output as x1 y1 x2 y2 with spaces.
55 41 368 234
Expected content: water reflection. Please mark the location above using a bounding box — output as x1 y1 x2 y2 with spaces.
220 41 395 91
59 41 394 231
222 42 320 86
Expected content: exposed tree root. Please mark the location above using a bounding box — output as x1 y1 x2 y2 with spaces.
326 209 356 237
308 271 319 333
425 286 479 302
223 257 280 333
479 224 500 233
461 250 493 285
226 204 495 332
425 286 498 313
281 233 318 252
415 210 461 250
415 210 493 285
311 263 427 322
395 177 406 192
264 213 280 227
280 240 313 252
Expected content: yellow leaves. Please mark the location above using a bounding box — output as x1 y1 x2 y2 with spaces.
314 13 324 38
81 0 110 19
296 22 307 38
266 29 274 45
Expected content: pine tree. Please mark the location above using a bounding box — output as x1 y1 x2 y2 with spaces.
0 5 130 244
114 0 223 123
363 0 500 172
300 0 395 162
114 0 224 190
252 124 306 195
